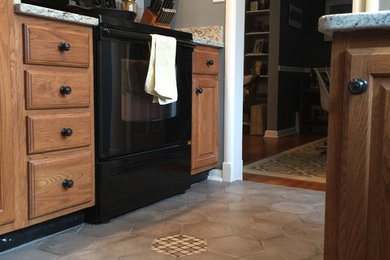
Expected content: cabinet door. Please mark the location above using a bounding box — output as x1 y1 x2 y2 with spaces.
326 47 390 259
0 0 15 227
191 74 219 174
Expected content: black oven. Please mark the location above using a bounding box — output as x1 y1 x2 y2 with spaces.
95 27 193 159
85 15 207 223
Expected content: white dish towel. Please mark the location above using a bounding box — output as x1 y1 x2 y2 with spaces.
145 34 177 105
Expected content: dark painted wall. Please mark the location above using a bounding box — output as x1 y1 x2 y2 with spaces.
278 0 305 67
276 0 331 131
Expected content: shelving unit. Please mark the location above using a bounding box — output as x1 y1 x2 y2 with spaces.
243 0 270 134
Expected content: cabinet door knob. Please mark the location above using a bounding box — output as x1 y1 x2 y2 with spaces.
348 78 368 95
59 86 72 95
61 128 73 137
206 59 214 66
62 179 74 189
195 87 204 94
58 42 71 52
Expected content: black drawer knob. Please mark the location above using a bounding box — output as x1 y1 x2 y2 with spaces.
58 42 71 52
348 78 368 95
61 128 73 137
60 86 72 95
195 87 204 94
206 59 214 66
62 179 74 189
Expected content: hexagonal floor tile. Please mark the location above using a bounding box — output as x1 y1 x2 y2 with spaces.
162 210 207 224
208 235 263 258
254 211 302 226
0 248 56 260
207 210 256 226
183 221 232 240
262 236 321 259
38 233 97 255
270 201 314 215
282 222 324 242
79 219 132 238
233 222 283 241
132 221 182 238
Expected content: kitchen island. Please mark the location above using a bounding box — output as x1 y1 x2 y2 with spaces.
318 11 390 260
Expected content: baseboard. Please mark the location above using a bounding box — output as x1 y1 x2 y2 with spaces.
264 127 297 138
207 169 223 182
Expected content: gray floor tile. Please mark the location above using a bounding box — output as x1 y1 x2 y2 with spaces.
38 233 97 255
262 236 321 259
282 223 324 242
183 221 232 240
117 208 162 224
79 219 133 238
2 180 325 259
162 209 207 224
184 251 238 259
208 235 263 258
270 201 314 215
207 210 257 226
132 221 182 238
0 248 56 260
118 251 174 260
233 222 283 241
254 211 303 226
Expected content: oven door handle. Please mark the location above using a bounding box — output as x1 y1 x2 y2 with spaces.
100 27 196 48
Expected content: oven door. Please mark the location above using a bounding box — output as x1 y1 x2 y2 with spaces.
95 28 193 160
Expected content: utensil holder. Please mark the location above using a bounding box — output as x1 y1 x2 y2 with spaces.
140 8 175 29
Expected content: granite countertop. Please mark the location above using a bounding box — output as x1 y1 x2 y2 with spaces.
13 2 98 26
319 11 390 36
178 26 224 48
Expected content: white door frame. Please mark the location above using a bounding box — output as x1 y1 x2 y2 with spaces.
222 0 245 182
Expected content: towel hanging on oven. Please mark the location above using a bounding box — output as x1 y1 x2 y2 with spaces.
145 34 177 105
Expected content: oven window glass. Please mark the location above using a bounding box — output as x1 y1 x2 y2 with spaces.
97 37 192 158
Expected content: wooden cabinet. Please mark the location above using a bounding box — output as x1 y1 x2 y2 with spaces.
0 0 16 230
191 45 219 175
0 14 95 235
325 31 390 260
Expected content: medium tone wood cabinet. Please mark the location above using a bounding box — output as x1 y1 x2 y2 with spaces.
191 45 219 175
0 0 16 229
0 13 95 235
325 30 390 259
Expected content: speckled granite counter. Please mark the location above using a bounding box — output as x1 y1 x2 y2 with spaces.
13 3 98 26
178 26 224 48
319 11 390 36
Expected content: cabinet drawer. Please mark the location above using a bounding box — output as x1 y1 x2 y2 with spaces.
27 113 91 154
23 23 89 68
193 46 219 75
28 150 93 219
25 70 90 109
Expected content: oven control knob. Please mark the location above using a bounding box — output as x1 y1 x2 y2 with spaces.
195 88 204 94
62 179 74 189
206 59 214 66
61 128 73 137
60 86 72 95
58 42 71 52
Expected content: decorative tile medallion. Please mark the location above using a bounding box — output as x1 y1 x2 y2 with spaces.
151 234 207 257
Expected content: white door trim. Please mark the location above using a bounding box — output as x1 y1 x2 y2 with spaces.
222 0 245 182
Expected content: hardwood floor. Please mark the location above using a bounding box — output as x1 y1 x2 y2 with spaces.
243 133 326 191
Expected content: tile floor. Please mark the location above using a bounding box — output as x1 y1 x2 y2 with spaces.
0 181 325 260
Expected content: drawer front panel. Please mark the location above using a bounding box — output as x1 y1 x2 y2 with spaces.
25 70 90 109
193 46 219 75
28 150 93 219
27 113 91 154
23 24 89 68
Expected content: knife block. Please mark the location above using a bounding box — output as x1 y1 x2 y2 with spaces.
140 8 171 29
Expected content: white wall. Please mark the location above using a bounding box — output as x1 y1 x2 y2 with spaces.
380 0 390 10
